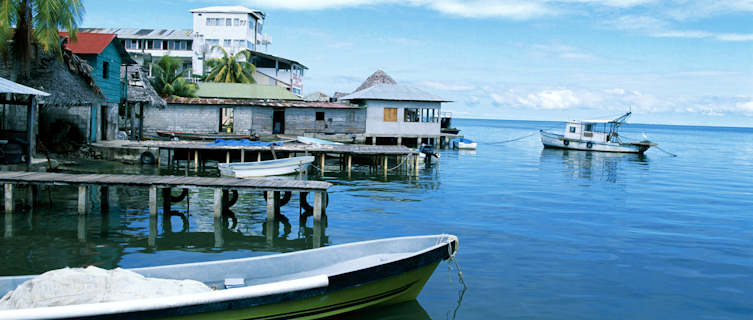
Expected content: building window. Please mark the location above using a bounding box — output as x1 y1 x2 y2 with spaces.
585 124 593 131
223 39 231 47
384 108 397 122
234 18 239 26
206 39 219 47
102 61 109 79
569 126 576 133
421 109 437 122
347 110 355 122
206 17 212 26
126 39 140 49
316 112 325 121
226 18 232 26
404 108 419 122
233 40 244 48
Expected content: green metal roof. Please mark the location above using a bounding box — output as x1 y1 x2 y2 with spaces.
196 82 302 101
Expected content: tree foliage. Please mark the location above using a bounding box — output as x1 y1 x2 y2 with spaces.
0 0 85 79
205 46 256 84
150 54 197 98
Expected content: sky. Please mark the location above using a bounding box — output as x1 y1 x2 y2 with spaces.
82 0 753 127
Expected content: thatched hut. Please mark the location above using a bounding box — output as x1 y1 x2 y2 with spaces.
1 42 108 154
122 64 166 140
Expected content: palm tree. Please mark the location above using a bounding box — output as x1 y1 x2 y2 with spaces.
150 54 197 98
0 0 85 80
205 46 256 84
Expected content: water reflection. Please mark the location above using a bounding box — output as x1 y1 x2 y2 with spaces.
539 148 648 183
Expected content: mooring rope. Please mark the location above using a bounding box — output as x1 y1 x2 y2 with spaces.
439 234 467 320
489 131 538 145
654 145 678 157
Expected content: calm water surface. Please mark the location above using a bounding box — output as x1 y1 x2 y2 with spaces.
2 119 752 319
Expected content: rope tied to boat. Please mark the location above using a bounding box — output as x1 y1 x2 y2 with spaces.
439 234 467 320
488 131 538 145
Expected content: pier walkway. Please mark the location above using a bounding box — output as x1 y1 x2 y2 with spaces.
0 171 331 222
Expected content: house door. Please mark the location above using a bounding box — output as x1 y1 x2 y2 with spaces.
100 105 108 140
273 110 285 134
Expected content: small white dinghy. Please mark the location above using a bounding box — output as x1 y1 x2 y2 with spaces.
453 138 477 150
0 235 459 320
218 156 314 178
296 136 343 146
540 112 656 153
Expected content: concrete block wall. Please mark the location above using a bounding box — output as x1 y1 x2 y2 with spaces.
143 104 219 135
40 105 92 141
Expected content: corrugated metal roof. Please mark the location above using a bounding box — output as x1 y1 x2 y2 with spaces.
190 5 261 14
197 83 302 101
0 77 50 96
59 32 116 54
79 28 193 40
340 84 450 102
166 97 359 109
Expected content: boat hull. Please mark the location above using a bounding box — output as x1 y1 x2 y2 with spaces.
540 131 650 153
219 156 314 178
0 235 457 320
456 142 477 150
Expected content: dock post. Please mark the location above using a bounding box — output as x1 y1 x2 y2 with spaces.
148 214 157 248
320 153 325 175
414 154 419 177
4 212 12 238
313 219 323 248
257 152 261 162
213 189 223 218
161 188 171 216
266 191 280 221
347 154 352 177
100 186 109 213
226 151 230 163
149 186 157 216
383 156 388 177
185 150 189 176
214 217 224 248
77 214 86 242
240 149 245 162
156 148 161 167
4 184 13 214
397 136 402 146
194 150 199 171
78 185 87 215
313 192 325 223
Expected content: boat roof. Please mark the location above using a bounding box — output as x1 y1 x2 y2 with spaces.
569 119 618 124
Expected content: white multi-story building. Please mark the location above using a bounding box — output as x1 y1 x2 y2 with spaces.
84 6 307 95
189 6 269 74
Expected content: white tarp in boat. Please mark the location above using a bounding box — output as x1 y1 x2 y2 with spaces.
0 266 211 310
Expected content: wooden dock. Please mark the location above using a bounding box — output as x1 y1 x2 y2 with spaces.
0 172 331 222
102 140 425 177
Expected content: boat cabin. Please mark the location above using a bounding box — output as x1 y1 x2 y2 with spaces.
563 120 621 143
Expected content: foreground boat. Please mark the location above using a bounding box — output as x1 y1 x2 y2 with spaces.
0 235 458 320
540 112 656 153
218 156 314 178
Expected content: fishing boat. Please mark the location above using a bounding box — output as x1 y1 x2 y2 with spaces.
539 112 656 153
453 138 477 150
0 235 459 320
440 112 461 135
296 136 343 145
156 130 258 141
218 156 314 178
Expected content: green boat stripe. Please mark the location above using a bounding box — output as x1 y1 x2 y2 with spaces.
248 281 417 320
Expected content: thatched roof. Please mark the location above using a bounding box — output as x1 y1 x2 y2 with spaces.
123 64 166 108
354 69 396 92
0 44 105 106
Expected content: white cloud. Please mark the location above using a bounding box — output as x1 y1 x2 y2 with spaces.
652 30 753 42
514 89 581 109
421 81 475 91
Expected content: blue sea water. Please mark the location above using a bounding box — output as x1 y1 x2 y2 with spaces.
2 119 752 319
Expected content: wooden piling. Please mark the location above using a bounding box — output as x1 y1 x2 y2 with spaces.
148 214 157 248
313 192 324 222
77 214 86 242
257 152 261 162
347 154 352 177
214 217 224 248
213 188 223 218
148 186 157 216
383 156 388 176
320 153 325 175
78 185 87 215
266 191 280 221
240 149 245 162
4 184 12 215
226 151 230 163
194 150 199 171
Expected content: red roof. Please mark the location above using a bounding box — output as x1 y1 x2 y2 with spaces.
59 32 117 54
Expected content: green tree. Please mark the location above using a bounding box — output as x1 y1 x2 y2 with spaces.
205 46 256 84
150 54 197 98
0 0 85 80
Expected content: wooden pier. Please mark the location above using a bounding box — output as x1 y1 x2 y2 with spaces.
98 140 425 177
0 172 331 223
